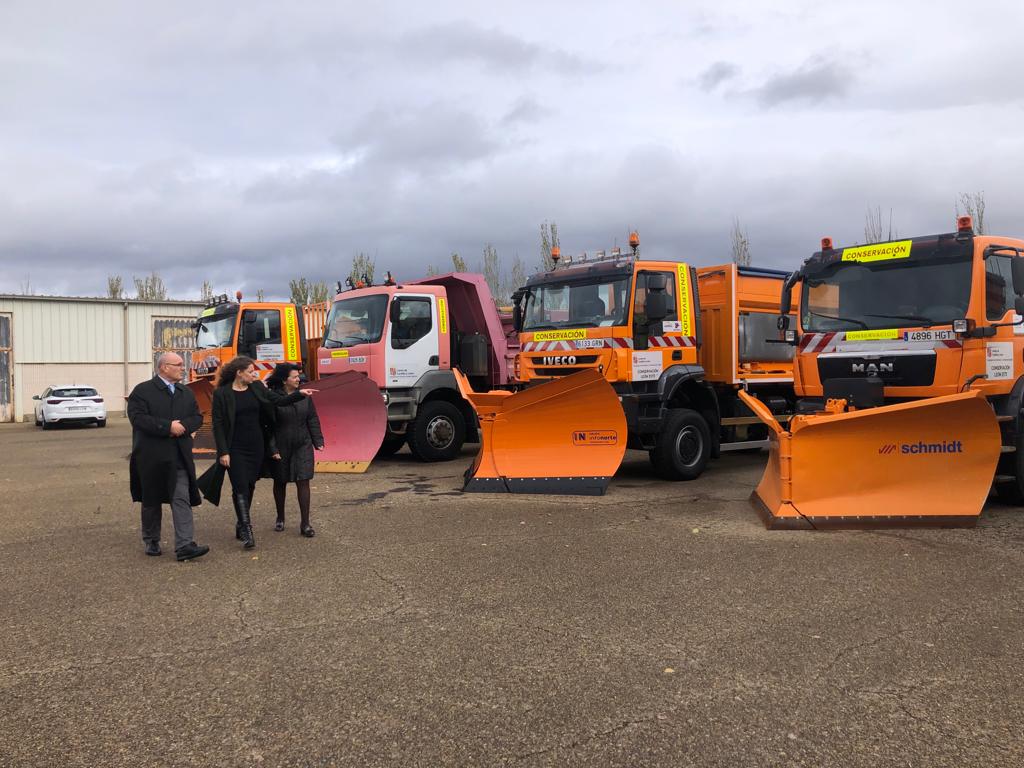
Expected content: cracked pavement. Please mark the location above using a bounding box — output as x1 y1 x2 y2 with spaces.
1 420 1022 766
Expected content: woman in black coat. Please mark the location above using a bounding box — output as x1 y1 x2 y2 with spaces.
198 356 312 549
265 363 324 537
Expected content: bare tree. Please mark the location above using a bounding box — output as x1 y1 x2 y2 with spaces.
425 264 439 276
290 277 311 305
107 275 124 299
956 191 986 234
18 276 33 295
200 280 214 302
349 253 376 286
133 272 168 301
863 206 897 244
509 254 527 295
482 244 503 301
450 252 467 272
730 218 752 266
540 220 560 271
256 288 265 301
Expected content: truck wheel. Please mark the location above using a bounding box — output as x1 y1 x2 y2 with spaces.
376 434 406 458
650 408 711 481
408 401 465 462
995 417 1024 505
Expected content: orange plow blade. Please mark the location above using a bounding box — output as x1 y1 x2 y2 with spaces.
738 390 1001 529
454 369 627 495
310 371 387 473
187 377 216 455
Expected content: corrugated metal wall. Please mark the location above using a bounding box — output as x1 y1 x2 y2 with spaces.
0 297 204 421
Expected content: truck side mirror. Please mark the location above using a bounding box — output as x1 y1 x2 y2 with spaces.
389 299 401 325
1013 258 1024 295
646 273 668 292
777 315 790 331
1015 296 1024 316
512 304 522 332
644 292 669 322
779 276 794 315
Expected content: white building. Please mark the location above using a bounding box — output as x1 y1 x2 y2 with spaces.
0 295 204 422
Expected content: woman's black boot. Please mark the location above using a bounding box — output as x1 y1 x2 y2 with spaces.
232 494 244 540
234 492 256 549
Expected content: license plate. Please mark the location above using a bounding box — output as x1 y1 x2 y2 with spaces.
69 406 89 412
902 330 956 342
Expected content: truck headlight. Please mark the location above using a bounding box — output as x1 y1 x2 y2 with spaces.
784 329 798 343
952 319 968 334
381 391 389 404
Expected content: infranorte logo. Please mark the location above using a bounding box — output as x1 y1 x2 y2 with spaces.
879 440 964 455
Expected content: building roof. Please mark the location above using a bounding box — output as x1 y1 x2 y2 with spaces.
0 294 204 306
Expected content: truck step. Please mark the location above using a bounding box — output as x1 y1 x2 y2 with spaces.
997 415 1015 422
721 415 792 427
1001 446 1016 454
994 474 1017 483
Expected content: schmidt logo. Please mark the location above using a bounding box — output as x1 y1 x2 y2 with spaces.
879 440 964 455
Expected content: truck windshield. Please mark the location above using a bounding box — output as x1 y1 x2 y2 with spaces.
802 251 973 332
323 294 388 348
523 276 631 330
195 311 238 349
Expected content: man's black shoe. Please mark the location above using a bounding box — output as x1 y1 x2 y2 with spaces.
145 541 162 557
175 542 210 562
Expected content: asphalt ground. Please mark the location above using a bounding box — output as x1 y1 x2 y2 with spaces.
1 419 1022 767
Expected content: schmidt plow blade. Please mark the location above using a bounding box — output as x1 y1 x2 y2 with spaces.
187 378 216 455
738 390 1001 529
454 369 627 495
311 371 387 473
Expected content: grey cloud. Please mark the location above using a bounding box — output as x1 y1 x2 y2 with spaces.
698 61 740 91
501 97 551 126
332 103 504 174
401 21 602 75
750 57 852 107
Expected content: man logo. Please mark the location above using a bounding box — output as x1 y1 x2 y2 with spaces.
852 362 894 375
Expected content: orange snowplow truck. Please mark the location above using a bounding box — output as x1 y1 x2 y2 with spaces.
741 216 1017 529
187 293 329 453
453 237 798 494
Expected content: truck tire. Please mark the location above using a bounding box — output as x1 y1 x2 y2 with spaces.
995 416 1024 505
650 408 711 481
376 434 406 458
408 400 465 462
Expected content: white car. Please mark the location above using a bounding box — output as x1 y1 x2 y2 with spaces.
33 385 107 429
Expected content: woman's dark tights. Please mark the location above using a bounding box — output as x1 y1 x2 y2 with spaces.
273 479 311 527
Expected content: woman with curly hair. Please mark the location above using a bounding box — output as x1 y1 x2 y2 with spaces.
199 356 314 549
265 363 324 537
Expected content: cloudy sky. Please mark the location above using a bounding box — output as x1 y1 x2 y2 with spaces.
2 0 1023 300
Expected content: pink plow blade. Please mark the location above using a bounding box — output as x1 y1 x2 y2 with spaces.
310 371 387 473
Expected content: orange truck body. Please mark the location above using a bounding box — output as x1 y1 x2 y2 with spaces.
747 222 1024 527
513 256 798 480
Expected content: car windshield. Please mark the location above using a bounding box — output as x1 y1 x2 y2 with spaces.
52 388 97 398
195 310 238 349
322 294 388 348
523 276 631 330
802 247 973 332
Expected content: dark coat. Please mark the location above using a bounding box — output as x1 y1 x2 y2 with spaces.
197 380 304 506
270 395 325 483
128 377 203 507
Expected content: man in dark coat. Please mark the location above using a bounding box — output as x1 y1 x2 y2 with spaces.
127 352 209 561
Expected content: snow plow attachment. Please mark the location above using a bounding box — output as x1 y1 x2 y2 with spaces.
454 368 627 495
187 377 217 455
738 390 1001 529
310 371 387 473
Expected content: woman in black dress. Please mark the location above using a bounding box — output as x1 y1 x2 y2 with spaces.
266 363 324 537
209 356 313 549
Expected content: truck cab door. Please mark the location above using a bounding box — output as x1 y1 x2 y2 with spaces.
385 294 440 387
239 307 283 363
